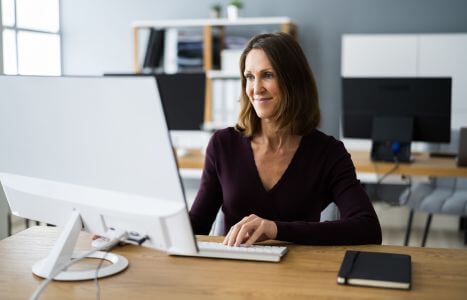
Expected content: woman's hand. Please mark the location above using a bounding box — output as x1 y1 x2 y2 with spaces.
223 214 277 246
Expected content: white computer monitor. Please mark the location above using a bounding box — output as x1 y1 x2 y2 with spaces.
0 75 198 280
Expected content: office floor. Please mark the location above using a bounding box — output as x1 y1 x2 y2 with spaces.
9 202 466 249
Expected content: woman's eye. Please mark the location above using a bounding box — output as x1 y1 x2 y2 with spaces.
245 74 254 81
264 72 274 79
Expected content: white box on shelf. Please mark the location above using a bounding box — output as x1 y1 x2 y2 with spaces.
221 49 243 74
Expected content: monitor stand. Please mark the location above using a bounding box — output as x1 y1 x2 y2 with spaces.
32 211 128 281
371 116 413 163
371 141 412 163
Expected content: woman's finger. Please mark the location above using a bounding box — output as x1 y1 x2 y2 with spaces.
244 220 266 246
234 220 256 246
226 215 256 246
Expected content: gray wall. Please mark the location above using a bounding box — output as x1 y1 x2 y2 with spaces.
0 6 3 74
61 0 467 136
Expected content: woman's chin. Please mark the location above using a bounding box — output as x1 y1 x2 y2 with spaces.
253 107 275 119
256 112 275 120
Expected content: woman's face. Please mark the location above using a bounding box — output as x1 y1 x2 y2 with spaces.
244 49 282 121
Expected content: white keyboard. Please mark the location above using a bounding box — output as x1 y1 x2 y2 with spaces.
194 241 288 262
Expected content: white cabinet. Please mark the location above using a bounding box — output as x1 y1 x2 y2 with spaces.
341 33 467 130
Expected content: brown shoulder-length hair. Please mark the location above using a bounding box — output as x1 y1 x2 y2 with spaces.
235 32 320 137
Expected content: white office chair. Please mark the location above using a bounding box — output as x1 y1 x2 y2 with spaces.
399 129 467 247
400 177 467 247
209 209 226 236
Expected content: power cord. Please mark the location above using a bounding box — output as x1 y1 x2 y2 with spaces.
94 250 108 300
400 175 413 206
373 156 400 203
92 232 149 299
30 231 127 300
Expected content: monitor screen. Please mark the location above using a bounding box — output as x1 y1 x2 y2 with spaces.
342 77 452 143
155 72 205 131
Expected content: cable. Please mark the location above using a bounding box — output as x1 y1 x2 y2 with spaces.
400 175 413 206
92 233 149 299
94 250 108 300
373 156 400 203
30 231 127 300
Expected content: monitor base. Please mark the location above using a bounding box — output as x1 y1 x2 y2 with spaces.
31 210 128 281
32 251 128 281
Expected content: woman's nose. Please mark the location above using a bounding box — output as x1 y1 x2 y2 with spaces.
253 80 265 94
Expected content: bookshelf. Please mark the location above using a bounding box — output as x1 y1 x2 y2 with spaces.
132 17 297 126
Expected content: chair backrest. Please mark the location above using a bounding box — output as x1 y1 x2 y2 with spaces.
400 176 467 216
434 177 457 189
456 177 467 189
320 203 340 222
209 209 225 236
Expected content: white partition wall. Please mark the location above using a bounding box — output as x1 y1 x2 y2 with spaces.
418 34 467 130
341 34 418 77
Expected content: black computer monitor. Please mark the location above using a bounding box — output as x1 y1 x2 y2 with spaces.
155 72 205 131
342 77 452 162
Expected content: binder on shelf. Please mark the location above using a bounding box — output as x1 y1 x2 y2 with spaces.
225 79 241 126
208 77 241 129
143 29 165 73
224 79 239 127
337 250 411 290
211 79 225 125
163 28 179 74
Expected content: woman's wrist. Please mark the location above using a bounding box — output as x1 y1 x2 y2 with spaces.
267 220 278 240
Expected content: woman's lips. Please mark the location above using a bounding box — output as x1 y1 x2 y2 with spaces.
255 97 272 102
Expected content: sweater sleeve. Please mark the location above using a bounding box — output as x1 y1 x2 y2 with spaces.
275 141 382 245
188 132 223 234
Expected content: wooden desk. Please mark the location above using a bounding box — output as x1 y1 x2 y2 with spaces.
177 149 467 177
176 148 205 170
350 151 467 177
1 227 466 299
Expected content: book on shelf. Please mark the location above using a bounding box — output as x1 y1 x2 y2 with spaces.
337 250 411 290
211 79 225 125
224 79 241 125
142 29 165 73
210 78 241 129
163 28 179 74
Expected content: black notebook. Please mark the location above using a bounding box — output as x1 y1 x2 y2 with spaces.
337 250 411 290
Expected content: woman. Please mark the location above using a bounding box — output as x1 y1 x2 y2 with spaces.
189 32 382 247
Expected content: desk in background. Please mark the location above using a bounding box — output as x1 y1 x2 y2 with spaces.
1 227 466 299
177 149 467 177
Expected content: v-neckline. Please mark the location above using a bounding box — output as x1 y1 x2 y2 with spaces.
245 135 304 194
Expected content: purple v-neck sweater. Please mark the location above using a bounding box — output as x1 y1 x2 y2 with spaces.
189 127 382 245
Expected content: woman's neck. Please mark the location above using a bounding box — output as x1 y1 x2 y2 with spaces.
254 120 298 152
